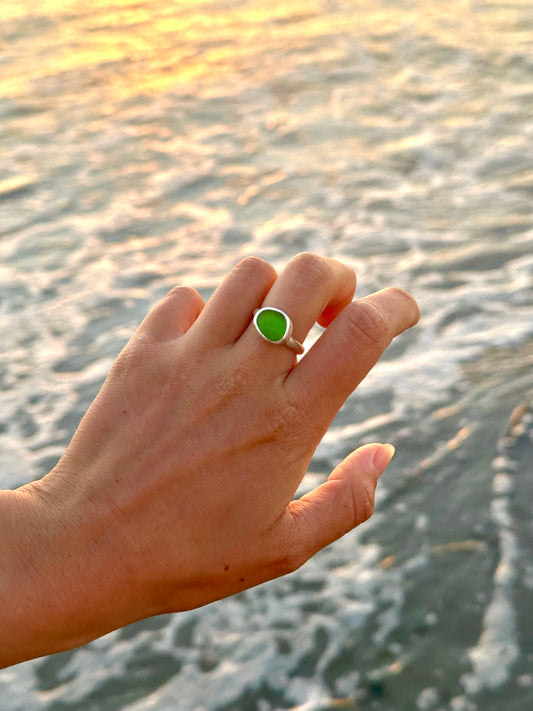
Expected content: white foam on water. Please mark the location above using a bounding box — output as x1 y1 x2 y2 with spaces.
449 696 477 711
461 454 520 696
0 662 45 711
416 686 440 710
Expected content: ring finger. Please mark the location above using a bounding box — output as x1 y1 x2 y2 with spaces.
240 253 356 372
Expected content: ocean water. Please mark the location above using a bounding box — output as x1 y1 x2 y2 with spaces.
0 0 532 709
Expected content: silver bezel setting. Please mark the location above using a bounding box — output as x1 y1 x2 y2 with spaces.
252 308 304 354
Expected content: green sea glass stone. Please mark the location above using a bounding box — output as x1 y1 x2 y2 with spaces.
256 309 288 342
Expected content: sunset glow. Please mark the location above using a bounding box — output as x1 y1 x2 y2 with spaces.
3 0 530 102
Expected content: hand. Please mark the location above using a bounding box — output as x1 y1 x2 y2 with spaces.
1 253 419 666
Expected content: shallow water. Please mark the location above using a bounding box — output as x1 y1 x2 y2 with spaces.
1 0 532 709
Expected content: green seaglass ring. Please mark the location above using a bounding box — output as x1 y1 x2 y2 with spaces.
253 307 304 354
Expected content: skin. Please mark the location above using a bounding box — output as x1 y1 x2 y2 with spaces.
0 253 420 668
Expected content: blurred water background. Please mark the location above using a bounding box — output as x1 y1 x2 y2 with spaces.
1 0 532 709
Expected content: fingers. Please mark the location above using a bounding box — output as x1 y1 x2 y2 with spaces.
238 253 357 370
260 252 356 333
276 443 395 565
191 257 277 346
189 253 357 375
138 286 205 341
287 287 420 419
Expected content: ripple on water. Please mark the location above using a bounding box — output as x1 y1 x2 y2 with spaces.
0 0 532 709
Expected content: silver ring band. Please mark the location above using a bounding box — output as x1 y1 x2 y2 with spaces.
253 307 304 354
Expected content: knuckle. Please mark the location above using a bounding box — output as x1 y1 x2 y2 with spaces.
166 285 202 306
383 286 415 312
381 286 421 327
345 300 390 348
386 285 413 302
235 255 277 282
386 285 417 306
274 540 309 576
109 342 144 381
288 252 331 288
357 480 376 523
167 285 190 298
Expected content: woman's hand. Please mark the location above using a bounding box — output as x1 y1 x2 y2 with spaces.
1 253 420 666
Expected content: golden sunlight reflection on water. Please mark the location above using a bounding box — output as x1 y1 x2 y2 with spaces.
3 0 531 101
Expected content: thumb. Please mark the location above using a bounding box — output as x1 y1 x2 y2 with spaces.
286 443 395 557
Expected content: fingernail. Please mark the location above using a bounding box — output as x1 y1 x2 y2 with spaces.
374 443 396 473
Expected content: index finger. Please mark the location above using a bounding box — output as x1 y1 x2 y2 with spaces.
285 287 420 421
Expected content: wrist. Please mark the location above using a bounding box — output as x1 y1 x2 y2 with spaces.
0 471 146 667
0 485 58 667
